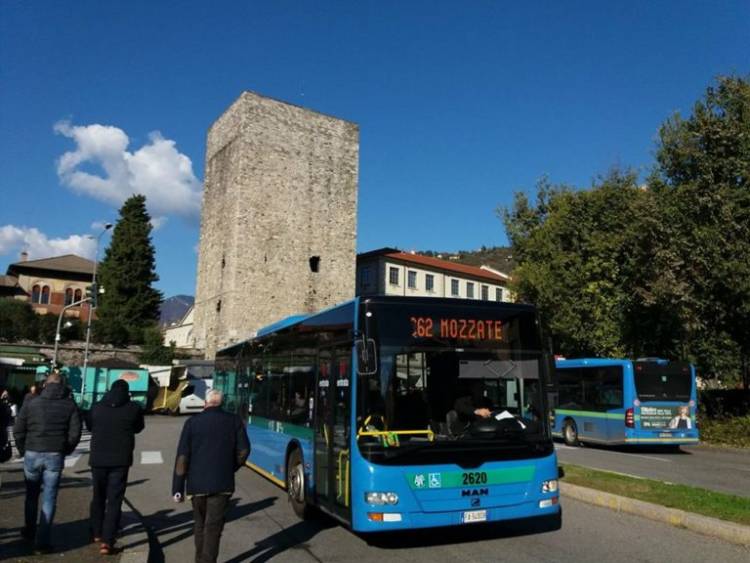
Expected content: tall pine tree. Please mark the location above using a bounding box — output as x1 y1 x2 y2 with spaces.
96 195 162 345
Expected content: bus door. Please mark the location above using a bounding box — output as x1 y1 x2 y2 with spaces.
314 346 352 521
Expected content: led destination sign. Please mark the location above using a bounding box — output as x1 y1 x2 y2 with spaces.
410 316 504 341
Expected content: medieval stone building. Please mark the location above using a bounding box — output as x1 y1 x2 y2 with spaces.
193 92 359 357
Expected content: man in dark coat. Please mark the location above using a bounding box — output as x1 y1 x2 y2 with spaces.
88 379 145 555
172 389 250 563
13 372 82 553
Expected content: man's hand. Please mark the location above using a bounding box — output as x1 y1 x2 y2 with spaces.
474 408 492 418
173 493 184 503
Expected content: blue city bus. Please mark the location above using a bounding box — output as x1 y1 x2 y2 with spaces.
552 358 699 447
215 296 561 533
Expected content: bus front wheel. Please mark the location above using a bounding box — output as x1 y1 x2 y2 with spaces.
563 420 579 446
287 449 310 519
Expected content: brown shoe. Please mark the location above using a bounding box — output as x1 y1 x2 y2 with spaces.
99 543 119 556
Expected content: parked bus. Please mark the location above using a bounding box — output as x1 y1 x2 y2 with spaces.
552 358 699 447
215 296 561 532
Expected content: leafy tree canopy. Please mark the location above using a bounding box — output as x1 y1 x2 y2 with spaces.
502 76 750 387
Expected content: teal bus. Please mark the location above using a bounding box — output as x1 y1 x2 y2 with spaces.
552 358 699 447
215 296 561 532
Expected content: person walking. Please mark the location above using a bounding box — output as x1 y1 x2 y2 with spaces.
172 389 250 563
88 379 145 555
1 389 12 468
13 372 81 553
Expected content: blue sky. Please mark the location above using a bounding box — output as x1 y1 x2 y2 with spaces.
1 1 748 297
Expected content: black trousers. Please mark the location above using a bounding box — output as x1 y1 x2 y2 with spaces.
191 494 230 563
90 466 129 545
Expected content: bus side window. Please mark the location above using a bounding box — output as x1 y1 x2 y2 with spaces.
557 368 582 409
599 366 624 409
289 371 310 426
252 373 270 417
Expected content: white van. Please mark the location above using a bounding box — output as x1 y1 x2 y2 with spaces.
178 377 213 414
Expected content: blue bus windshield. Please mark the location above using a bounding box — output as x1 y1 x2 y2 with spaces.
358 302 552 464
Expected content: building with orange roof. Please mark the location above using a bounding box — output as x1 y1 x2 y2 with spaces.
356 248 511 302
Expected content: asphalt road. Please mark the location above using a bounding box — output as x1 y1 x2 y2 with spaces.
554 441 750 497
121 416 749 562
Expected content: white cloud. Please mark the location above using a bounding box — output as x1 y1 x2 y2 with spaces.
0 225 97 261
150 216 168 230
54 121 202 222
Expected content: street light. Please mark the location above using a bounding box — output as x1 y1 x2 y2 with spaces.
81 222 112 403
52 318 73 368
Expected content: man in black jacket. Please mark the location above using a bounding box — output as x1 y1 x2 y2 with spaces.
88 379 145 555
13 372 82 552
172 389 250 563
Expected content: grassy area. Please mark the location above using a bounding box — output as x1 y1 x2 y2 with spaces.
561 464 750 526
698 415 750 448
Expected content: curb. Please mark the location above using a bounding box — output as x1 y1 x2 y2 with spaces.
560 482 750 547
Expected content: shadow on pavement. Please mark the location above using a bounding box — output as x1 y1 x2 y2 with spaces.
121 496 277 563
0 474 91 502
0 515 95 560
362 512 562 549
223 513 337 563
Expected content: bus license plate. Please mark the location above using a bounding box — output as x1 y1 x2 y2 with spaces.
462 510 487 524
659 432 672 438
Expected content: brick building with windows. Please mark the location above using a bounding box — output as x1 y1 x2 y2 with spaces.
356 248 511 302
3 253 96 319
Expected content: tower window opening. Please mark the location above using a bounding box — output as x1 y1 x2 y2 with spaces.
309 256 321 273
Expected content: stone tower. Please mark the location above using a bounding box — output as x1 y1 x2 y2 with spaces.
194 92 359 357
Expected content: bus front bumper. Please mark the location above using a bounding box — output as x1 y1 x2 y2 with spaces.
354 498 561 532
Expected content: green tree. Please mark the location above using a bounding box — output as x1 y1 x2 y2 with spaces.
96 195 163 346
501 171 643 357
651 76 750 387
138 325 176 364
0 299 38 342
502 76 750 387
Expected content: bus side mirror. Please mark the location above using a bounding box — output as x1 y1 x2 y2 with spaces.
356 338 377 375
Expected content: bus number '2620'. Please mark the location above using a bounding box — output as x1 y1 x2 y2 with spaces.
462 471 488 485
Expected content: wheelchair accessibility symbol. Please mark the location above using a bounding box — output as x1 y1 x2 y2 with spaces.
428 473 442 488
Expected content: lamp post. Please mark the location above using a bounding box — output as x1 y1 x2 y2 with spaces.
81 223 112 403
52 311 75 368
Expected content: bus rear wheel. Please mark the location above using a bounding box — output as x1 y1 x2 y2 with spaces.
563 420 579 446
287 449 309 519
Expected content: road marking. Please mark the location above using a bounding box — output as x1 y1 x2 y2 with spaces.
62 431 92 469
140 451 163 464
65 454 82 468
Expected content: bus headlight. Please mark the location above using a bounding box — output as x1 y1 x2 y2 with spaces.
541 479 558 493
365 492 399 505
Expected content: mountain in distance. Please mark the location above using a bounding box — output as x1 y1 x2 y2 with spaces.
159 294 194 327
418 246 516 276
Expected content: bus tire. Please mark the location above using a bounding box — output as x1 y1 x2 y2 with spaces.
563 420 579 446
287 449 309 519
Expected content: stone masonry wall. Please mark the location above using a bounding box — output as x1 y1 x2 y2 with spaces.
194 92 359 357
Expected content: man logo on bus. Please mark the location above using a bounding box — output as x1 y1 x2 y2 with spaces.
428 473 442 489
414 474 426 488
